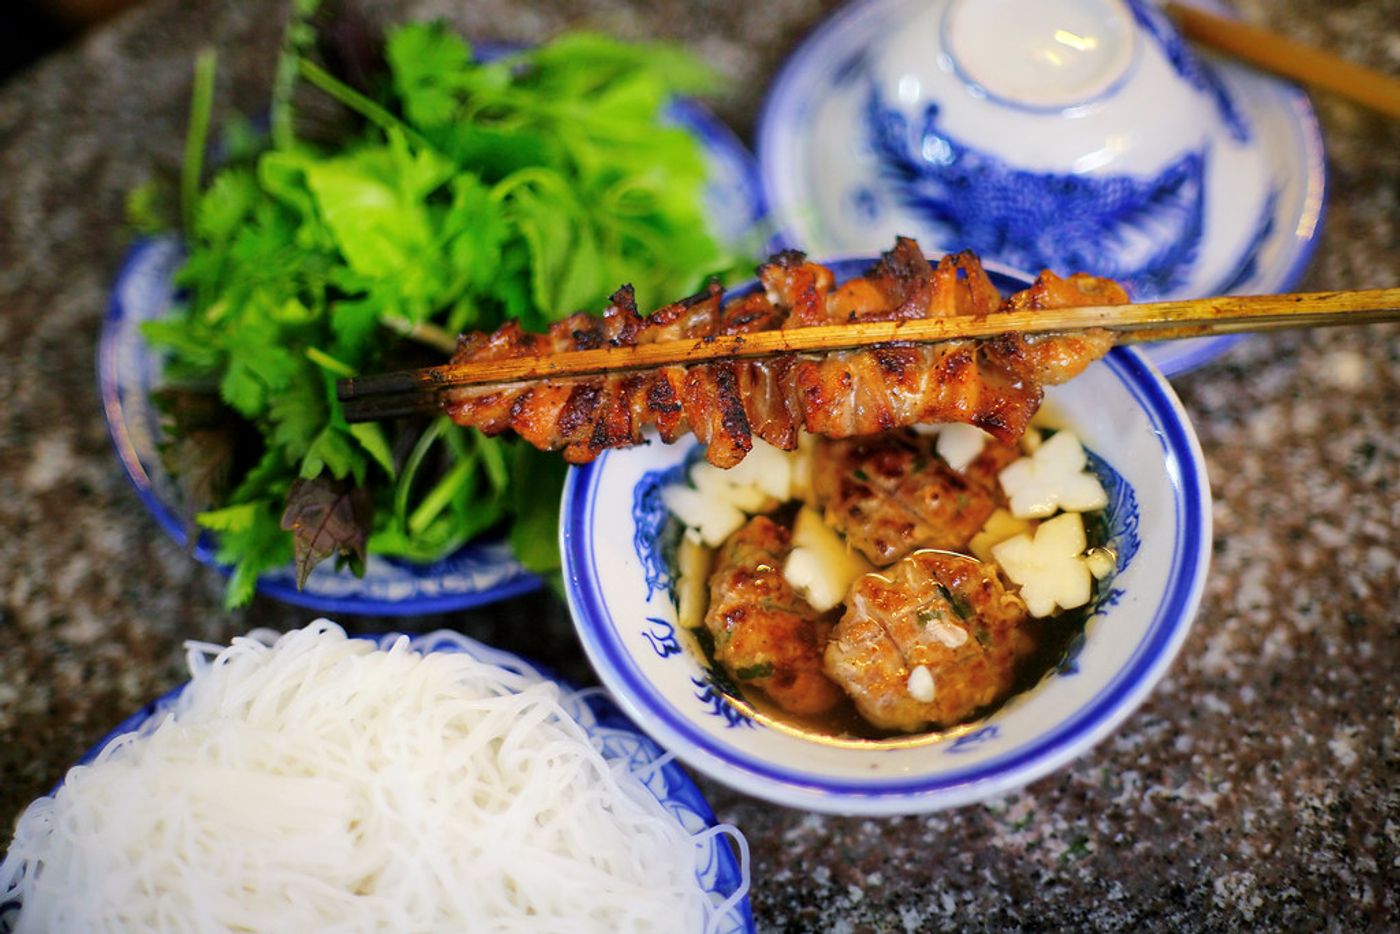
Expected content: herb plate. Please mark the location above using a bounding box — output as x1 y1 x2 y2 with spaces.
100 101 767 615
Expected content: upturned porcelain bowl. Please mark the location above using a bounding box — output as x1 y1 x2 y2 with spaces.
759 0 1325 375
561 257 1212 815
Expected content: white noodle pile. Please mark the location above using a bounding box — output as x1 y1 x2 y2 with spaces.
0 621 747 933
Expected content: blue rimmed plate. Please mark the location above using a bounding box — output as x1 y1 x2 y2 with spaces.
0 630 752 933
561 256 1211 815
99 100 765 615
757 0 1325 376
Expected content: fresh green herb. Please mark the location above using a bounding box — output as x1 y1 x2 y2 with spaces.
853 469 870 483
936 582 974 620
142 16 747 605
735 661 775 681
181 49 218 237
916 608 939 627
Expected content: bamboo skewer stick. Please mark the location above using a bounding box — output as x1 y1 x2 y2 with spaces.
1165 1 1400 120
337 288 1400 422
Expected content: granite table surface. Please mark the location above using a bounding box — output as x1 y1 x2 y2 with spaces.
1 0 1396 929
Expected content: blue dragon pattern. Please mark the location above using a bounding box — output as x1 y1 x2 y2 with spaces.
865 83 1208 299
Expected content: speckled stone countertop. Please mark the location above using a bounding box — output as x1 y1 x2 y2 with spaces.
1 0 1396 928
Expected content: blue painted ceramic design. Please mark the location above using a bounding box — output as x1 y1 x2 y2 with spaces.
642 616 685 660
562 257 1213 814
865 84 1207 298
100 97 765 615
632 461 689 603
1124 0 1250 142
946 725 1000 754
566 350 1208 809
692 677 757 730
0 632 752 934
1213 189 1279 295
1090 449 1141 571
1048 447 1142 678
757 0 1327 377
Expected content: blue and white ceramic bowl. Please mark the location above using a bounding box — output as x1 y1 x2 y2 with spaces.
758 0 1325 375
562 257 1211 815
0 630 751 933
99 100 766 615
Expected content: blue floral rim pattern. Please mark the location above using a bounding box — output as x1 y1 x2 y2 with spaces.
565 345 1208 800
1 633 752 934
561 258 1212 807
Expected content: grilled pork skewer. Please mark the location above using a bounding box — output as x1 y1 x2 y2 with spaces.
442 238 1123 468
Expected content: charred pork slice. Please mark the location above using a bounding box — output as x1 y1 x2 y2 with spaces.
824 550 1032 732
441 238 1123 466
809 430 1022 566
704 515 843 716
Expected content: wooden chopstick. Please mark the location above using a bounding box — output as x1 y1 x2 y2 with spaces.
1165 1 1400 120
336 288 1400 422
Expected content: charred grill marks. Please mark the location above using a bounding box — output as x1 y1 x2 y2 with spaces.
713 363 752 455
558 383 602 441
442 238 1126 466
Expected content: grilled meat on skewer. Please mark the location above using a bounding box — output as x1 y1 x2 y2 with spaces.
443 238 1124 467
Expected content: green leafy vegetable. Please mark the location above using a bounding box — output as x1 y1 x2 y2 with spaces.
141 14 748 606
181 49 218 237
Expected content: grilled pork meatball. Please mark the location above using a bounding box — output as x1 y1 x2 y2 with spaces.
809 430 1021 566
704 515 843 716
824 550 1033 732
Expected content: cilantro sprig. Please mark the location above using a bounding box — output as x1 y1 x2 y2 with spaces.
139 18 745 606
